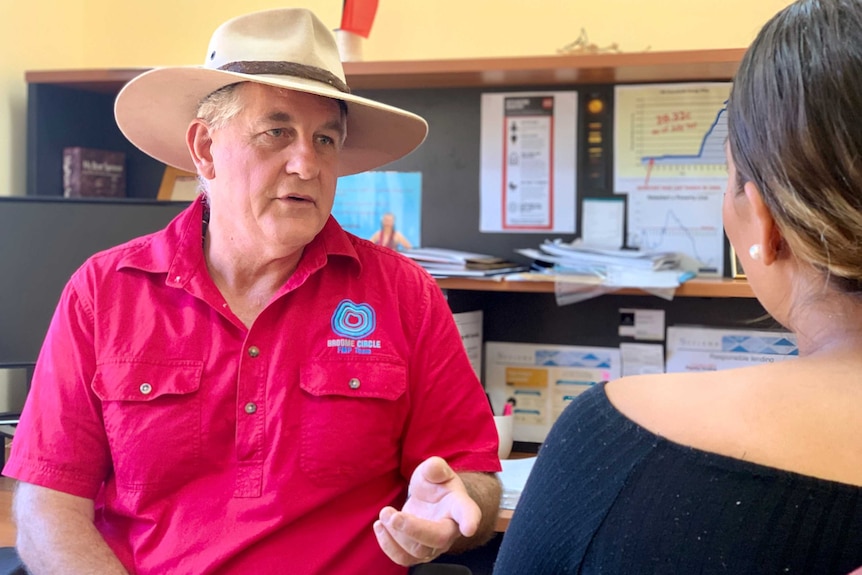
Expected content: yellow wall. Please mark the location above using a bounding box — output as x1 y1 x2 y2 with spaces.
1 0 793 196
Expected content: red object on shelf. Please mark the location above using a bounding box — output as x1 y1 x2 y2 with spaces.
340 0 379 38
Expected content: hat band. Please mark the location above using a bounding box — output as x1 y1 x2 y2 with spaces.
218 61 351 94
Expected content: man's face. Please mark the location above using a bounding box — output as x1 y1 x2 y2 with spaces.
204 83 346 257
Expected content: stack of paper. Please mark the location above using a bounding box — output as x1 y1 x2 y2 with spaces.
499 456 537 510
515 239 697 289
402 247 527 277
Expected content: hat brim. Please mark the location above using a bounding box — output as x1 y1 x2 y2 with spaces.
114 67 428 177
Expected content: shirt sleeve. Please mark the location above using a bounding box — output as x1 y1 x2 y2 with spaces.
3 270 111 499
399 277 501 479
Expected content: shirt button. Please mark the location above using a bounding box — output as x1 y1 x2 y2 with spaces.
248 346 260 358
140 383 153 395
244 402 257 414
348 378 361 390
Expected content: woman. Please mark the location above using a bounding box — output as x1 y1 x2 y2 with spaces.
370 212 413 251
494 0 862 572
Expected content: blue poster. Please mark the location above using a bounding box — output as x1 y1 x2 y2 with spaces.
332 171 422 250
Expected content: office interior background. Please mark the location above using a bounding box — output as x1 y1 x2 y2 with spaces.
1 0 792 199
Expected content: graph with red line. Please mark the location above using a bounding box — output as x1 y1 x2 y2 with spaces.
614 83 731 194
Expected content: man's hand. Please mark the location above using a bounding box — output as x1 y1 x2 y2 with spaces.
373 456 482 566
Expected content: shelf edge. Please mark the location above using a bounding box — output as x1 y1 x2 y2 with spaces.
436 277 755 298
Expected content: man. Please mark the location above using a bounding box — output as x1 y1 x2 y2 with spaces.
4 9 501 574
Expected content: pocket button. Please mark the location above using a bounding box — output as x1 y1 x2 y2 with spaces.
348 378 361 390
139 383 153 395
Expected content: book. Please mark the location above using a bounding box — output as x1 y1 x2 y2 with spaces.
403 247 522 269
426 266 528 278
62 147 126 198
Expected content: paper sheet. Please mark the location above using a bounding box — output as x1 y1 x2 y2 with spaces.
453 310 483 378
331 171 422 247
613 83 731 277
581 197 625 248
480 91 577 233
620 343 665 376
485 342 621 442
666 326 798 372
499 456 538 510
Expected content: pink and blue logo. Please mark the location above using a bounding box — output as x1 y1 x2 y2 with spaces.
328 299 381 354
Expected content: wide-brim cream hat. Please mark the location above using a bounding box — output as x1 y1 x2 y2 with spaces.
114 8 428 177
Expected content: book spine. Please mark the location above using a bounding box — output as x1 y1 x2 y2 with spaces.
62 147 126 198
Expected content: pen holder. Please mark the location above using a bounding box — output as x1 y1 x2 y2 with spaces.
494 415 514 460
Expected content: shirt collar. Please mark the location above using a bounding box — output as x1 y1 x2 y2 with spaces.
117 197 362 287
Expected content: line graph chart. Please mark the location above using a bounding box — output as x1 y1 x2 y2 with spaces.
615 83 732 192
626 188 725 277
642 107 727 167
613 83 732 277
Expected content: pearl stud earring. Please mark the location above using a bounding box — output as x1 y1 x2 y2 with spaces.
749 244 762 261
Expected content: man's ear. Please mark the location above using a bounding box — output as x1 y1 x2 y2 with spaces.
187 120 216 180
743 181 783 265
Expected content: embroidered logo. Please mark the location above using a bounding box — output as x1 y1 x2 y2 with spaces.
328 299 381 355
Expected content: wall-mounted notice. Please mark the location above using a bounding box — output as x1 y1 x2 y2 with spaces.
480 91 577 234
614 83 731 277
331 171 422 249
666 326 798 373
485 341 620 442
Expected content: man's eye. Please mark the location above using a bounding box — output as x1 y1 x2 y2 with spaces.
266 128 285 137
317 135 336 146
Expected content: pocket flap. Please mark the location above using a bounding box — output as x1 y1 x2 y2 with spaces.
92 359 203 402
300 359 406 401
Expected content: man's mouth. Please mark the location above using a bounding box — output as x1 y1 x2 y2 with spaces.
281 194 314 204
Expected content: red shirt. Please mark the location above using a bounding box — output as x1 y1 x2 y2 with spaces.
4 198 500 575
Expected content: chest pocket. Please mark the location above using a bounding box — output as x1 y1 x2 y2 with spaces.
92 359 203 492
299 358 407 485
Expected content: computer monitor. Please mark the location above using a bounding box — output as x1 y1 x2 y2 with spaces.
0 196 188 420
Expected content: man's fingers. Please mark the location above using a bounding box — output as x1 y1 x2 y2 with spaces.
374 515 450 566
380 508 458 554
373 519 416 567
417 456 455 485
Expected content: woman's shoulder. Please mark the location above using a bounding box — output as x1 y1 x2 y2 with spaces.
605 363 862 487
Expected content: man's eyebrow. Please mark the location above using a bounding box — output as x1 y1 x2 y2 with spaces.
266 111 293 123
264 112 345 136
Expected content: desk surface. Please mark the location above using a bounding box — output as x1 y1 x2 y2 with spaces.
495 508 513 532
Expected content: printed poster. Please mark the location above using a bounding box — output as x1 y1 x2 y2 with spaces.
480 91 577 233
485 341 621 443
331 171 422 249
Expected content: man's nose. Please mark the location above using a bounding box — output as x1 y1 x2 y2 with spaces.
285 138 321 180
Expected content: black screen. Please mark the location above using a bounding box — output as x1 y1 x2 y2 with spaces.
0 197 188 366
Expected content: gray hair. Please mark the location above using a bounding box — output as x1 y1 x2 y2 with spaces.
193 83 245 196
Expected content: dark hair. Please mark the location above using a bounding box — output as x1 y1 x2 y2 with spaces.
728 0 862 292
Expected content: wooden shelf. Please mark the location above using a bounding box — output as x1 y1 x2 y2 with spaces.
436 277 754 298
25 68 149 94
24 48 745 93
343 49 745 89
